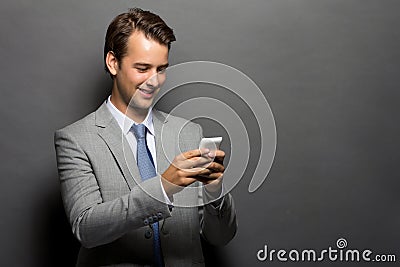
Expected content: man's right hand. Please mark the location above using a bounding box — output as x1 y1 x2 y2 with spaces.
161 148 223 196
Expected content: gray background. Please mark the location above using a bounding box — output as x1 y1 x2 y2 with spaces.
1 0 399 266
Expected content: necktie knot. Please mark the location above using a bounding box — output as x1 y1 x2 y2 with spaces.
132 124 146 140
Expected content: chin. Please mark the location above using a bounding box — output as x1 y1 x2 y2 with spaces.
128 102 153 112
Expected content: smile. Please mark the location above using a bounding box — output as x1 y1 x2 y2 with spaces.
138 88 156 98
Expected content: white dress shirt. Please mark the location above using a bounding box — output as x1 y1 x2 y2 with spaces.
105 96 172 204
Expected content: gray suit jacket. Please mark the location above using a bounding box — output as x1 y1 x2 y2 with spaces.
54 103 237 267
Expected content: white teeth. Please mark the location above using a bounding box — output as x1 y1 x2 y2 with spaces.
140 89 153 94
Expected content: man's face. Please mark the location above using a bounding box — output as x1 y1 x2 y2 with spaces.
109 30 169 115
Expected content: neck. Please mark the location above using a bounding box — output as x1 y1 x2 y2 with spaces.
110 95 149 123
126 107 149 124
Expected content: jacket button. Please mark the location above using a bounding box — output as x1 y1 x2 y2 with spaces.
144 229 153 239
157 212 163 220
153 215 159 222
148 216 154 224
143 219 149 226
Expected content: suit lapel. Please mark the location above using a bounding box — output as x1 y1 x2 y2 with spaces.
153 110 175 174
95 103 140 190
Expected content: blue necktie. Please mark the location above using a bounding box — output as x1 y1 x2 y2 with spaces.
132 124 164 267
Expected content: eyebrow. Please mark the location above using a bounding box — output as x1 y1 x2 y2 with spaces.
133 62 169 68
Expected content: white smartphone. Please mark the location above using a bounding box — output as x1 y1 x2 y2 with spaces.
199 137 222 151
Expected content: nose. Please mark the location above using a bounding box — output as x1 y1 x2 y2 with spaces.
145 71 160 90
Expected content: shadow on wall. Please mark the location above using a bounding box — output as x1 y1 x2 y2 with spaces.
30 76 111 267
33 187 80 267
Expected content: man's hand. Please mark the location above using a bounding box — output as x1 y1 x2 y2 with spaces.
201 150 225 199
161 149 225 196
197 149 225 183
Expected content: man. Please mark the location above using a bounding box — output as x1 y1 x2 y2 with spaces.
55 8 237 267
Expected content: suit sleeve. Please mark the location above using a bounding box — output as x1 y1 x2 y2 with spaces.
194 124 238 246
54 129 171 249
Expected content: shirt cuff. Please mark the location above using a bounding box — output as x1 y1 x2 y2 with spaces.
160 180 173 206
204 186 225 209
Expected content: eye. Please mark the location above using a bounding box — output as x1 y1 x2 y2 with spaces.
157 67 167 74
136 67 148 73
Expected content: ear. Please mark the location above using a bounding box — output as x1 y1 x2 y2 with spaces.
105 51 119 76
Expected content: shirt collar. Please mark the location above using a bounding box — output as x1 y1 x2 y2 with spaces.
105 96 155 136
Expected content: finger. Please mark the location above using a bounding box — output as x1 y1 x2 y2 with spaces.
214 150 225 158
206 149 225 158
185 167 213 177
205 162 225 173
213 156 225 165
176 149 200 161
194 172 223 183
205 150 225 165
197 162 224 173
204 172 224 180
179 156 212 169
177 148 210 161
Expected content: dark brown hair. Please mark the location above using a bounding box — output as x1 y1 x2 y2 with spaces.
104 8 176 76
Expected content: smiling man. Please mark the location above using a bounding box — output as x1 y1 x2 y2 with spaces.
55 8 237 267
